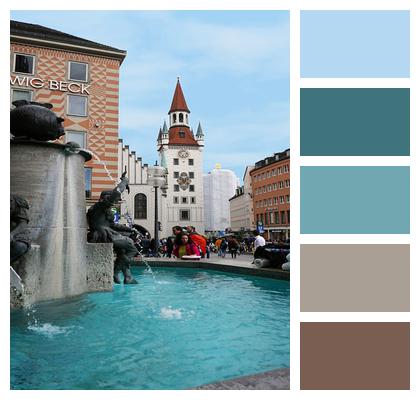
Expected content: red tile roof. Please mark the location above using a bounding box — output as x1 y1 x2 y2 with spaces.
168 79 190 114
168 126 198 146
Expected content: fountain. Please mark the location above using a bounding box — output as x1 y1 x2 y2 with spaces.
10 101 114 308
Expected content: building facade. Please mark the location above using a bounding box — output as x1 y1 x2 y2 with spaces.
157 79 205 237
203 166 239 233
10 20 126 205
117 139 166 235
250 149 290 242
229 165 255 232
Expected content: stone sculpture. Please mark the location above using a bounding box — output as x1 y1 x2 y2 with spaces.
10 100 65 141
87 172 139 284
10 194 31 263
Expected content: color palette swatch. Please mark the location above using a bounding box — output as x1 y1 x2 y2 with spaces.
300 322 410 389
300 244 410 312
300 10 410 77
300 166 410 234
299 9 410 390
300 88 410 156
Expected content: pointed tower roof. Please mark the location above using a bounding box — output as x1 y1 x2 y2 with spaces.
157 127 162 141
196 122 203 136
168 77 190 114
162 120 168 133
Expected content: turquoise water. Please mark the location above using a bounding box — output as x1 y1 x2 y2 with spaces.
11 267 289 390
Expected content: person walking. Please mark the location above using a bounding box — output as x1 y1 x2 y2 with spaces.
228 237 238 259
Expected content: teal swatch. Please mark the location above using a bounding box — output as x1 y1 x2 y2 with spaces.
301 167 410 234
301 88 410 156
301 11 410 77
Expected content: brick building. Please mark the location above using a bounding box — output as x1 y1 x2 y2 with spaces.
250 149 290 242
10 20 126 205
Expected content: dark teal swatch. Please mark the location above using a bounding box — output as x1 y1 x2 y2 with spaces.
301 167 410 234
300 89 410 156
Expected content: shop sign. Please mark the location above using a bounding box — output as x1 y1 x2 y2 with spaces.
10 75 91 94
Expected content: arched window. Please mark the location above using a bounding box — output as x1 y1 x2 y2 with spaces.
179 113 184 123
186 114 188 124
173 114 176 123
134 193 147 219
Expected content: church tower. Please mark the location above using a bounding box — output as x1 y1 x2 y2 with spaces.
157 78 205 236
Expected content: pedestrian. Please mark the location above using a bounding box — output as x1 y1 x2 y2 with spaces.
252 229 266 264
186 225 207 258
206 239 211 259
172 234 201 258
220 238 228 258
228 238 238 258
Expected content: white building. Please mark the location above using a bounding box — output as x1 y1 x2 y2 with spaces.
117 140 165 235
229 165 255 232
203 166 239 233
157 78 205 237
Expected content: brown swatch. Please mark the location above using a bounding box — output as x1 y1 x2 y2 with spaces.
300 244 410 312
300 322 410 389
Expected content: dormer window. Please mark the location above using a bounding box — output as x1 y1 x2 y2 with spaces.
179 113 184 123
179 131 185 138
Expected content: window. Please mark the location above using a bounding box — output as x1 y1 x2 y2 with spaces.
173 158 179 165
68 61 88 82
66 131 86 148
279 181 284 189
274 197 278 205
285 179 290 188
286 195 290 203
173 114 176 123
189 185 195 192
174 196 179 204
190 197 196 204
84 167 92 198
281 211 286 224
189 172 194 179
263 186 266 193
67 95 87 116
188 159 194 166
275 211 279 224
287 210 290 224
14 54 34 74
277 167 281 174
179 131 185 138
285 165 289 173
174 171 179 178
181 197 188 204
273 169 277 176
186 114 188 124
273 183 277 190
134 193 147 219
180 209 190 221
11 89 32 104
174 184 180 192
280 196 284 204
179 113 184 123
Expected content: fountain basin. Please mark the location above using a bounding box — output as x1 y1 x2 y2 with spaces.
10 140 113 306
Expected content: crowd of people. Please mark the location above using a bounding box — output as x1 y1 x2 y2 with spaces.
134 225 287 261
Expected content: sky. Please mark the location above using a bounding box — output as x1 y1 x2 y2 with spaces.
10 10 290 181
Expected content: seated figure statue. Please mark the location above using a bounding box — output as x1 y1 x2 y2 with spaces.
87 172 139 284
10 194 31 263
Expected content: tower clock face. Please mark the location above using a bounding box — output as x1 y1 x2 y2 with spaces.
178 149 189 158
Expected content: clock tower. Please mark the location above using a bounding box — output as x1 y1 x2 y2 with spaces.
157 78 205 237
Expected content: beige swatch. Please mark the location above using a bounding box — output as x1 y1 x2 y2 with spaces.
300 244 409 312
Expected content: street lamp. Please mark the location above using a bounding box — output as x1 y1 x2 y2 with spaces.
147 161 167 256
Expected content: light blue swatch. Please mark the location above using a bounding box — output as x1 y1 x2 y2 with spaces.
301 11 410 77
301 167 410 234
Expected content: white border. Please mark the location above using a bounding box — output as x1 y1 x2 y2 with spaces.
2 1 419 400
